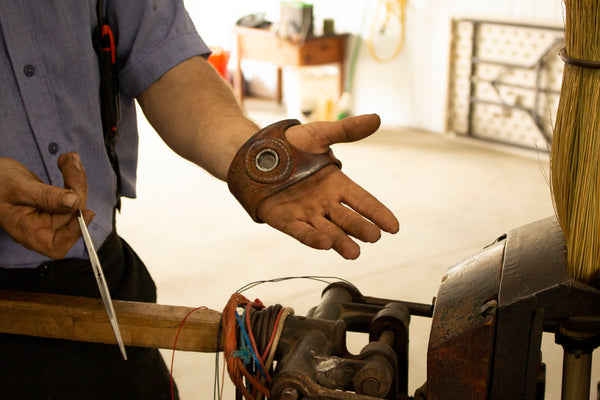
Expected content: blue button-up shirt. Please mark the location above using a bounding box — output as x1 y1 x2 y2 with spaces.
0 1 210 268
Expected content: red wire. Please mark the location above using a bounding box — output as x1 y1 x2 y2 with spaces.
252 307 285 399
244 301 271 383
170 306 207 400
260 307 285 362
223 293 271 400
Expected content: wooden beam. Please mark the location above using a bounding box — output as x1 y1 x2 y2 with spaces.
0 290 223 352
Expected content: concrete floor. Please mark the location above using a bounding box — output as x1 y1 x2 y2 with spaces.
116 99 597 399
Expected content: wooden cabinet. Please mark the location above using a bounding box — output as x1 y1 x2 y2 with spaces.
234 27 348 103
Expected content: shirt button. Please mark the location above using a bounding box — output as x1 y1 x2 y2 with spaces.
23 64 35 77
48 142 59 155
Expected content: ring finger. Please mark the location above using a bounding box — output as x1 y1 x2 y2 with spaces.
328 203 381 243
310 215 360 259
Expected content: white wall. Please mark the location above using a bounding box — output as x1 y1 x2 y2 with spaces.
184 0 564 132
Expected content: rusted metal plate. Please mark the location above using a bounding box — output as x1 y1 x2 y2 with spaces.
427 241 504 399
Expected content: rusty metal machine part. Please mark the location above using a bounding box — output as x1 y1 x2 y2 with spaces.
227 119 341 222
246 282 431 399
427 217 600 399
426 238 503 398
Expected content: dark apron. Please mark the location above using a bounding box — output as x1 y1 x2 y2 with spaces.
0 232 178 400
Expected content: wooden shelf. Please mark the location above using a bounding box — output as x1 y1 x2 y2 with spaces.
234 27 348 103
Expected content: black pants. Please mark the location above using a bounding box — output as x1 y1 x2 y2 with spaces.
0 232 178 400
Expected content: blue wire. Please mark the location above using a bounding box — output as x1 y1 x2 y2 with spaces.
235 309 269 380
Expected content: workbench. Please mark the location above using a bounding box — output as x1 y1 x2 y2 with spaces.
233 26 348 103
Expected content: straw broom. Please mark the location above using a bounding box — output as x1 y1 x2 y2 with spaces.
551 0 600 286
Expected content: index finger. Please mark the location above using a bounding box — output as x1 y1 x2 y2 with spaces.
286 114 381 153
342 180 400 234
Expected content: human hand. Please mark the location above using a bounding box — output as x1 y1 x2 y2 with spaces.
0 152 94 259
255 114 399 260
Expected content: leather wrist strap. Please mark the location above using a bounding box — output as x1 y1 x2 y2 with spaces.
227 119 342 222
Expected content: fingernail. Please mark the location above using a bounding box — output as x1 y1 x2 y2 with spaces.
62 192 79 209
72 153 83 172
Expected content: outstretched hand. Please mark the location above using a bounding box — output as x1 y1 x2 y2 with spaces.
0 152 94 259
255 114 399 260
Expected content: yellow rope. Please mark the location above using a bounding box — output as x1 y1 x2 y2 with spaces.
367 0 407 63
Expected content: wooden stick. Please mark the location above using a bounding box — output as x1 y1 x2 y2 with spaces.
0 290 223 352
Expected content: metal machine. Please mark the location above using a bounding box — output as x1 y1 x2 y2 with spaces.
246 217 600 399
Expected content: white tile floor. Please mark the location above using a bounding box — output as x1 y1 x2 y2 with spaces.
116 100 597 399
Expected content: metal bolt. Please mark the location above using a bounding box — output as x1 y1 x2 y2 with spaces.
359 377 381 396
480 299 498 317
280 387 299 400
255 149 279 172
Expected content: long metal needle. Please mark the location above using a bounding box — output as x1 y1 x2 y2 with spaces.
76 209 127 360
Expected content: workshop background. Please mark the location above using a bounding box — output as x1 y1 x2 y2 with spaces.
113 1 600 399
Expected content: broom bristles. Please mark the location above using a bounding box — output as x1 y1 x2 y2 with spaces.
551 0 600 285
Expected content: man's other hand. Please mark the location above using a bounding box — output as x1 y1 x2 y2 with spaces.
0 152 94 259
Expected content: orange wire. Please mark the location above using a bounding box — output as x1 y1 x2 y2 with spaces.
223 293 271 399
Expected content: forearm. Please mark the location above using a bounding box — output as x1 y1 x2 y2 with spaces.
137 57 399 260
137 56 259 180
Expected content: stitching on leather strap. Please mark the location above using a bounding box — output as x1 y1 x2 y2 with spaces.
227 119 342 222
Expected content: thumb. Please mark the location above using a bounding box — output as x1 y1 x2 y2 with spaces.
285 114 381 153
57 152 88 210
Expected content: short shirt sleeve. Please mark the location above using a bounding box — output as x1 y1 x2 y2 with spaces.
109 0 211 97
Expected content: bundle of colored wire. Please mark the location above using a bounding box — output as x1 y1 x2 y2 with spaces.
217 276 348 399
222 292 271 400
